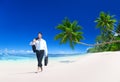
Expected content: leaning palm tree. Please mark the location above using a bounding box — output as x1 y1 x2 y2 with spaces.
54 17 83 49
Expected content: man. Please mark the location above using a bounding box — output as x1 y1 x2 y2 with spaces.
30 32 48 73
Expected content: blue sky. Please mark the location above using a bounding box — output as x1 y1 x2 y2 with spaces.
0 0 120 54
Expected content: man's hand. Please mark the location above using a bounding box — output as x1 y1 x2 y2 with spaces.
33 38 36 42
32 38 36 45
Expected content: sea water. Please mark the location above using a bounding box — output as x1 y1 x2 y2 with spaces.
0 52 86 62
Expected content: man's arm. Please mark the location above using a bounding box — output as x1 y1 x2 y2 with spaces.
29 39 37 53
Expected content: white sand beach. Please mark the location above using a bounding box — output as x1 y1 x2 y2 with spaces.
0 51 120 82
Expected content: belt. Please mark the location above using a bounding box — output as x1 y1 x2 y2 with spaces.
36 50 44 51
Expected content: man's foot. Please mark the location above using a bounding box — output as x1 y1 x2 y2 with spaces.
40 67 43 72
36 67 43 73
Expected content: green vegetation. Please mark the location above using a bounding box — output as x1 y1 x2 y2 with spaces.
54 12 120 53
87 12 120 52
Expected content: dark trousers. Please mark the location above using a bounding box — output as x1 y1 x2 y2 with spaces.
36 50 44 67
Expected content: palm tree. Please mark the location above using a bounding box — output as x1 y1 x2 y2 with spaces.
95 12 116 41
95 11 116 32
94 12 117 51
54 17 83 49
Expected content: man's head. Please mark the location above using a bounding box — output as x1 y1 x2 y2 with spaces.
38 32 42 39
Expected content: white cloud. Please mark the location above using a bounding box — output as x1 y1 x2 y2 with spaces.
0 48 33 55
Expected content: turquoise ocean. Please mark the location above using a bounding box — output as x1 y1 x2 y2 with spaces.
0 52 86 62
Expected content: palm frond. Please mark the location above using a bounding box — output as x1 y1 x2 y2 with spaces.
61 34 68 44
54 33 65 40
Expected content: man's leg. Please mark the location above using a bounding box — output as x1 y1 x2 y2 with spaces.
36 51 40 66
36 51 41 72
39 50 44 71
36 50 44 72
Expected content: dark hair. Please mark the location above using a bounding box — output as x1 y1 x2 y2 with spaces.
38 32 42 35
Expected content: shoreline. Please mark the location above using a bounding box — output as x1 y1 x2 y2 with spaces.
0 53 86 62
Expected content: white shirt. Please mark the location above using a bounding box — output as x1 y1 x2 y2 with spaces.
30 38 48 56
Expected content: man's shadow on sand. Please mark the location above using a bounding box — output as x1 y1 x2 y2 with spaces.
14 71 42 75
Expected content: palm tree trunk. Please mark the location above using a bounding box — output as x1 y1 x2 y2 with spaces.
76 40 120 46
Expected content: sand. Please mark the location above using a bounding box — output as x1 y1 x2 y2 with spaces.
0 51 120 82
